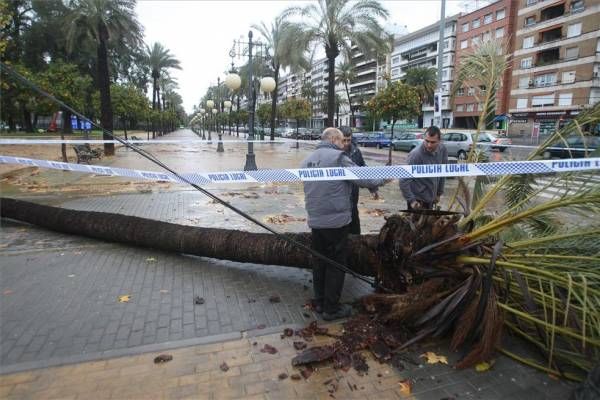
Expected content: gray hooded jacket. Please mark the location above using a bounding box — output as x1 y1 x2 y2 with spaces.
301 141 384 229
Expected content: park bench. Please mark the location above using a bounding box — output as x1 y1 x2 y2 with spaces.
73 144 103 164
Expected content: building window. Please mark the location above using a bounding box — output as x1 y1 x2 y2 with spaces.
483 13 493 24
558 93 573 106
571 0 585 13
443 55 448 65
442 69 449 79
483 32 491 42
562 70 576 84
467 87 475 96
462 23 469 32
472 19 480 29
391 68 399 77
567 23 582 38
525 16 536 27
392 56 399 65
523 36 534 49
457 87 465 96
532 94 555 106
461 39 468 49
565 46 579 60
496 8 506 20
517 98 528 109
519 76 530 88
526 0 538 6
520 57 533 69
534 73 557 87
466 104 475 112
472 36 481 46
456 104 464 112
496 27 505 38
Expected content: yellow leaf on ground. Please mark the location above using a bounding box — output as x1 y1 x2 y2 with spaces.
146 257 156 262
118 295 131 303
420 351 448 365
475 361 493 372
398 379 412 395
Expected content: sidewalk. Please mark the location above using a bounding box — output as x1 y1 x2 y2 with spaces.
0 323 573 400
0 129 575 398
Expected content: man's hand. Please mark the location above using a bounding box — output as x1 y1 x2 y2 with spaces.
410 200 421 209
371 191 380 200
435 195 441 204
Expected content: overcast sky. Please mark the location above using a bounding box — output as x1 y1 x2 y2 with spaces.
136 0 479 114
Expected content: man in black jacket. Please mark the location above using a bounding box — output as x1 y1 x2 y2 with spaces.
340 126 378 234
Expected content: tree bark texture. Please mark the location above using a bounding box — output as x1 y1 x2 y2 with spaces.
97 22 114 156
0 198 378 277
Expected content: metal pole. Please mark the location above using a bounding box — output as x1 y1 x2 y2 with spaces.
217 77 224 152
244 30 257 171
435 0 446 128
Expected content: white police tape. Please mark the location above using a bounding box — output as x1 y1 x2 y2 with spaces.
0 139 287 144
1 155 598 185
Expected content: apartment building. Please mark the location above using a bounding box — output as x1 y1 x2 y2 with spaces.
508 0 600 136
454 0 519 129
390 15 459 128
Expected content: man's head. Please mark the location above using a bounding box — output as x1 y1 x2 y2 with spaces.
322 127 344 149
423 126 442 154
339 126 353 151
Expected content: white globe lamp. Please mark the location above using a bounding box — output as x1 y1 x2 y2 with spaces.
260 77 276 93
225 73 241 90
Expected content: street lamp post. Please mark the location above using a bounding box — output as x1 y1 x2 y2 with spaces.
225 31 275 171
206 100 214 141
199 109 206 140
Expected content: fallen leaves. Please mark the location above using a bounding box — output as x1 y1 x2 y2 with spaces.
219 362 229 372
278 373 288 380
146 257 157 262
265 214 306 224
398 379 412 395
3 289 13 296
153 354 173 364
269 295 281 303
260 344 278 354
194 296 205 305
475 361 493 372
118 295 131 303
420 351 448 365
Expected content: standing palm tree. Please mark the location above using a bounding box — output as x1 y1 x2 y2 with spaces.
403 67 437 128
144 42 181 137
66 0 142 156
284 0 390 127
252 15 309 141
335 60 356 127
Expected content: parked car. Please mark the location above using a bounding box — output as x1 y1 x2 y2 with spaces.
362 132 392 148
392 131 424 152
543 135 600 159
442 132 491 160
280 127 295 138
478 132 512 152
309 128 322 140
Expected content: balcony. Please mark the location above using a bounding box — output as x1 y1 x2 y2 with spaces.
540 3 565 22
539 27 562 44
535 47 560 67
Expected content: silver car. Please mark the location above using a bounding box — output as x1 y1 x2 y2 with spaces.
442 132 490 161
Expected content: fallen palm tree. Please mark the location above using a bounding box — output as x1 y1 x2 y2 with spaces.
0 197 378 277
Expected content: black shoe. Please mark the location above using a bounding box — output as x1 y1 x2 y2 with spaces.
322 304 352 321
311 299 323 314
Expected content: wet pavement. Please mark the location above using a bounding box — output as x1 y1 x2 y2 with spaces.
0 129 576 398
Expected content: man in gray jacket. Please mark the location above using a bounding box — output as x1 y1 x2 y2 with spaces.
400 126 448 210
301 127 385 321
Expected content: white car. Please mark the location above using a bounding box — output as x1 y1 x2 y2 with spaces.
442 132 491 161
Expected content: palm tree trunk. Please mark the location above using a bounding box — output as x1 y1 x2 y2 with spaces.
97 22 115 156
325 44 339 128
0 197 378 277
270 67 279 141
344 82 354 127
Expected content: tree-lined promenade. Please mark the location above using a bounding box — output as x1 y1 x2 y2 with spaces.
1 0 185 157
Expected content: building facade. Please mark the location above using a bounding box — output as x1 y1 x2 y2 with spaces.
453 0 519 130
508 0 600 137
390 15 459 128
